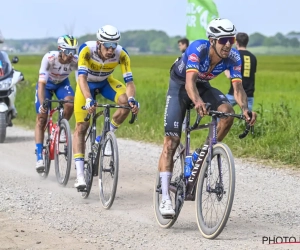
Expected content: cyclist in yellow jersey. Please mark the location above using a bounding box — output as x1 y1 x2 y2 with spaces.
73 25 139 189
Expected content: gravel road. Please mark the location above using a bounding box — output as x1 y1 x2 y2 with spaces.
0 126 300 250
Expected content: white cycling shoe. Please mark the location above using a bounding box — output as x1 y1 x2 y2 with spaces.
104 141 112 156
74 174 86 189
36 160 45 172
159 199 175 216
59 130 66 143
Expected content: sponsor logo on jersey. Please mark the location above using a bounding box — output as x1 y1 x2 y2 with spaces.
233 66 241 71
188 53 199 62
196 43 207 52
230 50 241 62
198 72 216 80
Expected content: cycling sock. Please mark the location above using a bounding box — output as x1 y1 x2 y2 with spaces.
110 119 120 132
74 153 84 177
160 172 172 201
36 143 43 161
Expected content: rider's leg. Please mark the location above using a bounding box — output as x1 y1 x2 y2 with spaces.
217 103 234 141
158 78 188 216
34 84 52 171
73 84 90 187
55 78 74 120
159 136 180 199
100 77 129 132
73 122 89 187
200 87 235 142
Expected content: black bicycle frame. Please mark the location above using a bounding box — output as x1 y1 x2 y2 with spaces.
83 104 136 176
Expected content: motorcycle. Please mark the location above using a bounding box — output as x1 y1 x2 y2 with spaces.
0 51 24 143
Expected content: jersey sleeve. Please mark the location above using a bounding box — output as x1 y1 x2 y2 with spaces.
185 43 201 74
119 48 133 83
228 50 242 83
38 53 51 82
77 43 89 76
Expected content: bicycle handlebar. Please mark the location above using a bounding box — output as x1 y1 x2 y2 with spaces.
81 104 137 124
42 98 74 109
190 102 253 139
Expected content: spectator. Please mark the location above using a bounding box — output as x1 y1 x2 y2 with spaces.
225 32 257 111
178 38 189 53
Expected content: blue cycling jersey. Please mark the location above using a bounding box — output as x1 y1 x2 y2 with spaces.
172 39 242 83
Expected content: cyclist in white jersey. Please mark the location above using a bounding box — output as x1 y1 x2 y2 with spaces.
34 35 78 172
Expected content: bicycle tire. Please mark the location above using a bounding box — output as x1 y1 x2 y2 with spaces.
39 132 51 179
98 131 119 209
196 143 235 239
54 119 72 186
81 132 94 199
153 143 185 229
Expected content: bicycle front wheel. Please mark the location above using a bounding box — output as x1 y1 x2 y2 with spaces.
98 131 119 209
55 119 72 186
196 143 235 239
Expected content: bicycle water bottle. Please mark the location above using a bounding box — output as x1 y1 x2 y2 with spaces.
184 155 193 178
192 148 201 165
93 135 101 153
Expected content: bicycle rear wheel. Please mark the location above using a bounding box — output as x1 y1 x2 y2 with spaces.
153 143 185 229
55 119 72 186
196 143 235 239
98 131 119 209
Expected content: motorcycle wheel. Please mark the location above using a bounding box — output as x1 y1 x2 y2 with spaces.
0 112 7 143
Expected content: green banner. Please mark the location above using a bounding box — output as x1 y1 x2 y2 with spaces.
186 0 219 42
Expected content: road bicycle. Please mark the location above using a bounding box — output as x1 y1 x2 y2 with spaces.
154 103 252 239
35 99 73 186
77 103 136 210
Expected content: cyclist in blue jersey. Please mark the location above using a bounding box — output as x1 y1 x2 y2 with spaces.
158 18 257 216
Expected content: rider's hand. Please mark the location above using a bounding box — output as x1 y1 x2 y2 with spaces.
194 100 207 117
243 110 257 126
128 97 140 115
85 98 96 114
38 104 47 114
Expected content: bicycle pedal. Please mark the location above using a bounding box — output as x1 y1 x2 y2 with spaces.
76 187 87 192
162 215 175 219
36 168 45 174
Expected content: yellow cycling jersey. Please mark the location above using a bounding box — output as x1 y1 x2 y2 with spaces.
77 41 133 83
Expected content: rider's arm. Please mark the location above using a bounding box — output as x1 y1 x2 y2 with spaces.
77 44 92 99
119 48 135 98
186 71 203 104
37 53 50 105
78 75 92 99
228 53 248 112
184 43 204 105
232 80 248 112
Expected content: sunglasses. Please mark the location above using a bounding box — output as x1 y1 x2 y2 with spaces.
100 42 118 49
60 48 77 56
217 37 236 45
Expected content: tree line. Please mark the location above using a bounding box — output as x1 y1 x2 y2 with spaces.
1 30 300 54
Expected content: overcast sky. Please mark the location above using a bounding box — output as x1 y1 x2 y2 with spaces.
1 0 297 39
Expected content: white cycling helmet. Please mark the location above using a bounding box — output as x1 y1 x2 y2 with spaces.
57 35 78 49
97 25 121 42
206 18 237 38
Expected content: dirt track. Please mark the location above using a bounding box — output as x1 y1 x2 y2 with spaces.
1 126 300 250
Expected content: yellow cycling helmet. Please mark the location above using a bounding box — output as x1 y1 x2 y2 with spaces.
57 35 78 49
